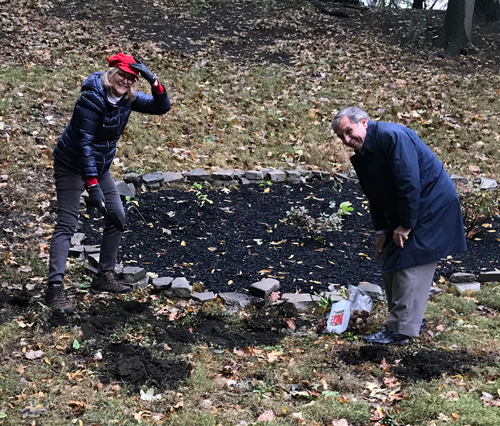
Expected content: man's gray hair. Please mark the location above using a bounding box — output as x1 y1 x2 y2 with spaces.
331 107 370 130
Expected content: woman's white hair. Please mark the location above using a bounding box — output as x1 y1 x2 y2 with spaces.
101 67 136 101
331 107 370 130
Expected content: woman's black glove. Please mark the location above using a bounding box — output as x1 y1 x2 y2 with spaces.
86 184 105 210
130 57 157 85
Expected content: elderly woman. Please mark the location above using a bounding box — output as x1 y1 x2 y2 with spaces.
46 53 171 314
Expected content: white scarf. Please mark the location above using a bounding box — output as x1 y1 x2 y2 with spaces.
107 91 123 106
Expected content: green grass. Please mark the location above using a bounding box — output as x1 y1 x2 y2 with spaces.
475 284 500 310
396 381 500 426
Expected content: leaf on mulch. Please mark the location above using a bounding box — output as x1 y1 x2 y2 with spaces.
257 410 275 422
25 350 44 360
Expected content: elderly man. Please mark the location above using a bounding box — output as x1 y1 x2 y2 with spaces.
331 107 466 344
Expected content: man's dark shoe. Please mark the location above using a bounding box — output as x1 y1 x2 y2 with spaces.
420 318 427 333
365 329 410 345
362 327 391 342
45 285 74 315
91 271 132 294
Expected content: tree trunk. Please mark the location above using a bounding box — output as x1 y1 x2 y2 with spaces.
440 0 476 55
412 0 425 9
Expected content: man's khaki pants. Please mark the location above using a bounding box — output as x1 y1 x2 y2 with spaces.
383 261 437 337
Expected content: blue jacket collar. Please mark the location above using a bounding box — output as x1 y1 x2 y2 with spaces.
362 120 379 153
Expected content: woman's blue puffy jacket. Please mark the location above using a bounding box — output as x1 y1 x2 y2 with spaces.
53 72 171 178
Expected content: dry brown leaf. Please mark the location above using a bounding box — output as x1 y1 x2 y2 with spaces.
283 318 296 330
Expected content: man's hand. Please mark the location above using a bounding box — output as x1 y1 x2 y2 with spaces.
376 233 386 258
130 57 157 85
393 226 412 249
86 184 105 210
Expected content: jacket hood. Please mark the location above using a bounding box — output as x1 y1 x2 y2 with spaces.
81 72 105 95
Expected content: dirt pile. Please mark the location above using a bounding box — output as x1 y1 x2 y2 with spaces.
103 342 190 392
338 346 488 381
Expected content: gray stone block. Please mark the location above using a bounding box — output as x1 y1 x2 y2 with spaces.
282 293 320 310
312 171 331 181
122 266 147 283
88 253 100 268
85 264 98 276
152 276 173 291
162 172 184 183
68 245 100 257
249 278 280 298
191 292 216 303
450 174 468 184
126 276 149 289
124 173 143 188
116 180 136 199
429 286 444 295
212 170 234 181
114 264 123 276
286 170 302 180
245 170 263 180
454 282 481 292
212 179 239 187
145 182 161 190
357 282 384 301
162 277 192 299
186 169 211 182
238 178 251 185
449 272 476 283
71 233 86 246
267 170 286 182
219 292 259 309
477 176 497 190
233 171 246 179
477 271 500 282
143 172 164 185
320 291 343 303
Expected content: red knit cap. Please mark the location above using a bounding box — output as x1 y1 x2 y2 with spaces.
108 53 138 76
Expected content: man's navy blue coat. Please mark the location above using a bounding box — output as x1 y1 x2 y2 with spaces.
351 120 467 272
53 72 171 179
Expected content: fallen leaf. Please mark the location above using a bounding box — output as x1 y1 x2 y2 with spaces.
284 318 296 330
25 350 44 360
257 410 275 422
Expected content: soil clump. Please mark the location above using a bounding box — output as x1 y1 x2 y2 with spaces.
102 342 190 392
338 346 489 381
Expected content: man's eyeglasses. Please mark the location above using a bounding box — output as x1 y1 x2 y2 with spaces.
117 71 138 84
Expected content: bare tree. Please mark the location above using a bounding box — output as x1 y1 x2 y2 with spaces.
440 0 476 55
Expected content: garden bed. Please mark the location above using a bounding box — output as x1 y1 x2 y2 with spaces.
82 180 500 294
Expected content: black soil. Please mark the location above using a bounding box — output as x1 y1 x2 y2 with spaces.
338 345 492 382
102 342 190 392
82 180 500 294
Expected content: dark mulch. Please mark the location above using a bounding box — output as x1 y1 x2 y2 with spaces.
82 180 500 294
